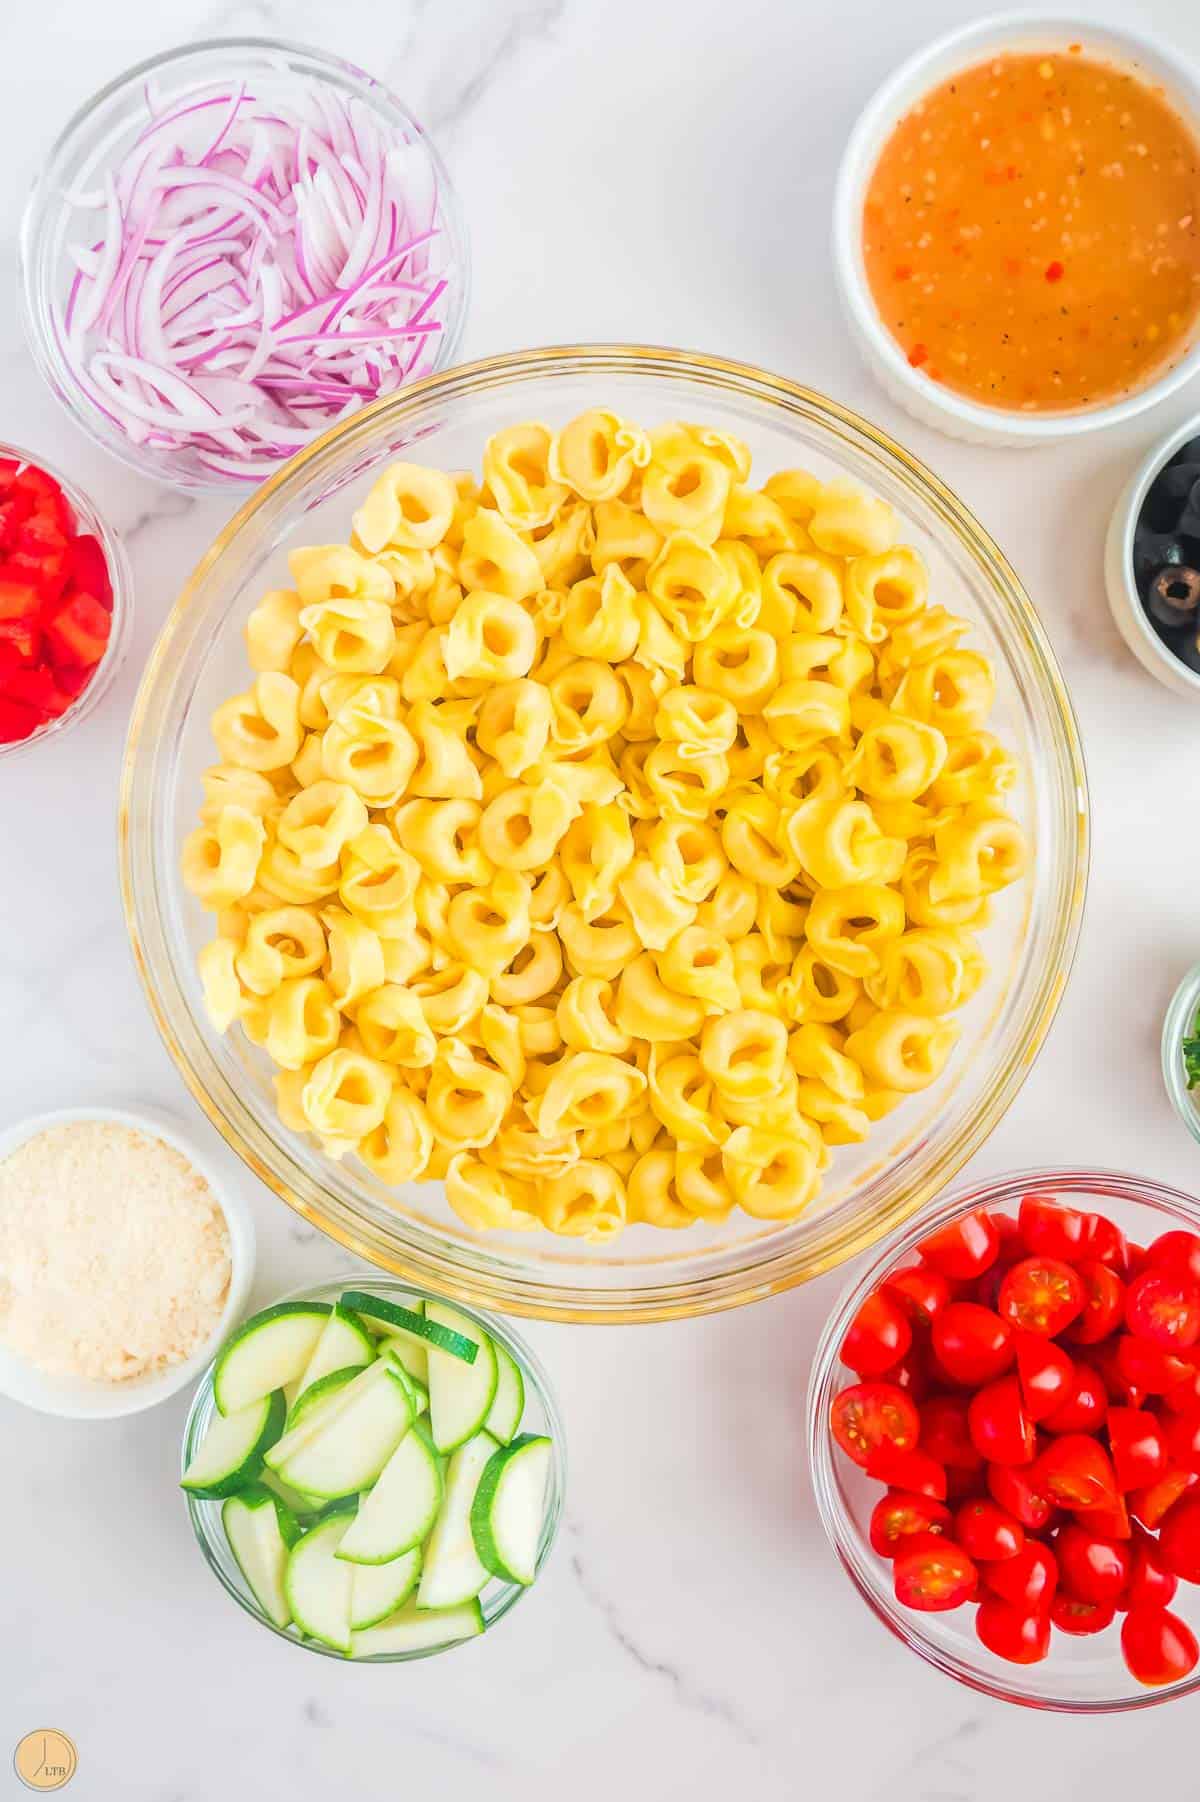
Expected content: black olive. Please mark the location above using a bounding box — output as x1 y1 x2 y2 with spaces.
1172 437 1200 467
1133 526 1185 591
1175 625 1200 675
1180 479 1200 541
1147 565 1200 629
1142 463 1200 530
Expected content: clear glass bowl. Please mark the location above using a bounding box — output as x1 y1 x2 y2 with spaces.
19 38 469 494
1162 962 1200 1147
119 344 1089 1322
182 1273 566 1661
0 441 132 763
808 1167 1200 1712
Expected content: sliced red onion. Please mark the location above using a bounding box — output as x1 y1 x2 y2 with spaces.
55 72 460 485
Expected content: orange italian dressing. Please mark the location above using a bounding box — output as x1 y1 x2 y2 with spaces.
863 48 1200 411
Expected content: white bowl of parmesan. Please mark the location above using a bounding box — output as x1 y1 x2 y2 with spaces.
0 1105 255 1418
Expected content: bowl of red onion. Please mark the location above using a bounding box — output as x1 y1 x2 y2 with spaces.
19 38 469 491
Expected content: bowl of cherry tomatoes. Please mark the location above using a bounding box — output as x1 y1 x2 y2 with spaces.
808 1169 1200 1710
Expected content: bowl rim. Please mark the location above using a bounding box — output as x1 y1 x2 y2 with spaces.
832 11 1200 444
1162 961 1200 1144
0 1102 255 1418
118 341 1090 1323
181 1269 567 1660
807 1164 1200 1712
1104 412 1200 698
18 34 471 496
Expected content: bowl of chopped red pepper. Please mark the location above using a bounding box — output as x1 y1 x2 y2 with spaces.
0 446 130 756
808 1169 1200 1710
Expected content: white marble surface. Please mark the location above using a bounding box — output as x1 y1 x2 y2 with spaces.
5 0 1200 1794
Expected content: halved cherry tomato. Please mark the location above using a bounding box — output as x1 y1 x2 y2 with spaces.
1094 1336 1145 1408
1121 1606 1200 1686
968 1375 1036 1465
883 1265 953 1326
1037 1434 1118 1509
932 1302 1014 1387
1065 1261 1125 1346
919 1394 982 1471
1019 1192 1088 1260
1015 1333 1074 1422
841 1289 913 1378
982 1540 1058 1609
991 1211 1025 1263
1116 1334 1196 1397
865 1444 947 1500
1125 1531 1178 1610
1144 1230 1200 1287
1051 1594 1116 1635
1083 1211 1130 1274
999 1256 1085 1337
988 1459 1057 1531
1074 1492 1132 1541
1129 1467 1198 1532
1157 1496 1200 1582
1164 1413 1200 1474
1054 1524 1131 1604
1163 1364 1200 1414
944 1463 987 1502
869 1490 952 1557
893 1533 978 1611
830 1381 920 1469
1042 1362 1107 1434
955 1498 1024 1562
1108 1408 1168 1492
883 1345 930 1403
919 1210 999 1282
1125 1270 1200 1350
976 1597 1051 1663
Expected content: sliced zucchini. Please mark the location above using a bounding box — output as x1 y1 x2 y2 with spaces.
335 1420 444 1565
181 1391 285 1499
351 1598 484 1658
483 1340 525 1445
358 1291 426 1334
379 1341 429 1413
349 1546 422 1631
416 1431 497 1609
470 1434 551 1586
213 1302 331 1415
258 1468 325 1518
378 1322 428 1388
341 1290 477 1363
426 1302 498 1453
294 1303 375 1399
277 1362 415 1499
264 1357 395 1474
284 1364 363 1432
223 1484 300 1629
285 1511 355 1653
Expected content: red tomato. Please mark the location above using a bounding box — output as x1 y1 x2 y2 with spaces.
1125 1531 1179 1609
830 1381 920 1469
1163 1365 1200 1414
1051 1594 1116 1635
883 1265 953 1326
1065 1261 1126 1346
1054 1524 1131 1604
1019 1192 1088 1260
1125 1270 1200 1351
884 1346 930 1403
1037 1434 1118 1509
1094 1336 1145 1408
1015 1333 1074 1422
841 1289 913 1377
988 1460 1057 1531
932 1303 1014 1386
1121 1606 1200 1686
868 1490 952 1558
919 1210 999 1282
1074 1493 1132 1541
1042 1362 1107 1434
1108 1408 1168 1492
982 1539 1058 1609
1157 1496 1200 1582
893 1533 978 1612
865 1444 947 1500
919 1394 982 1472
944 1463 987 1502
999 1256 1085 1337
976 1597 1051 1663
968 1375 1036 1466
955 1498 1025 1562
1084 1212 1130 1274
1163 1412 1200 1476
1116 1334 1197 1397
1144 1230 1200 1287
991 1211 1025 1263
1129 1467 1198 1532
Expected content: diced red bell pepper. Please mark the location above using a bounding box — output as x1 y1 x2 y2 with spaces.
0 493 34 549
0 457 20 494
2 665 57 713
43 591 110 668
0 696 43 742
51 662 94 702
68 534 113 610
0 618 41 664
0 577 41 621
12 463 72 534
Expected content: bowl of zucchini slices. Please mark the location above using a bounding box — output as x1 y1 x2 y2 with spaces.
180 1276 565 1659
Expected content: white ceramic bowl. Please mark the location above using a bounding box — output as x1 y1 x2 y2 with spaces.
833 13 1200 446
1105 413 1200 697
0 1105 255 1419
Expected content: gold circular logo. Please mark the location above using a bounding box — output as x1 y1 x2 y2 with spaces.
13 1732 77 1792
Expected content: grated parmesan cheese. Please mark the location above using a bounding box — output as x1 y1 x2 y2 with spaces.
0 1121 232 1383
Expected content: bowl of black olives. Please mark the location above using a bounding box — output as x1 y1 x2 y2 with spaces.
1107 417 1200 697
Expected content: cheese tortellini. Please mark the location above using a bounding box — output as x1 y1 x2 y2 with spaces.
185 411 1030 1241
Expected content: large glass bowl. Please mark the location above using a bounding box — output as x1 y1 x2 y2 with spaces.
183 1273 565 1660
807 1168 1200 1712
119 345 1089 1322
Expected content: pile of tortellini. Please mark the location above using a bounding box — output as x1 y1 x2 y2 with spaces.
183 411 1029 1242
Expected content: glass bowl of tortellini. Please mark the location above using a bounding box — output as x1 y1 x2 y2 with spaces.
120 346 1088 1322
